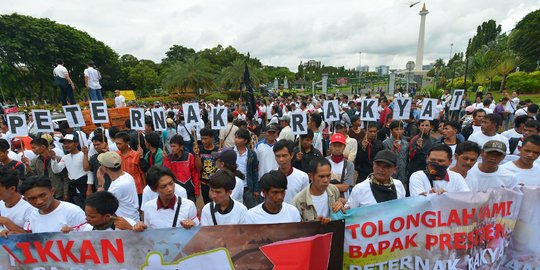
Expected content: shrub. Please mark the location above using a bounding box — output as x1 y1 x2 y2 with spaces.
506 71 540 94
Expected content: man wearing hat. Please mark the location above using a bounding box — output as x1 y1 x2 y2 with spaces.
256 124 279 179
334 121 357 162
326 133 355 197
114 90 126 108
96 151 139 221
50 134 89 208
347 150 406 208
465 140 518 192
277 115 294 142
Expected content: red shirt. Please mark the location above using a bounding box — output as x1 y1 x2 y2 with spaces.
117 149 144 194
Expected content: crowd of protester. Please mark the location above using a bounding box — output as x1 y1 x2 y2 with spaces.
0 88 539 235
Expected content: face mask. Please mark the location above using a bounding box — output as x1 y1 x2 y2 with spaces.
331 154 344 163
426 161 448 180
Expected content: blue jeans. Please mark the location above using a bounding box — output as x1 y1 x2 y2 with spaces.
89 88 103 101
60 85 76 105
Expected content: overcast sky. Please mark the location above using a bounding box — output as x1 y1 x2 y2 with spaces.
2 0 539 71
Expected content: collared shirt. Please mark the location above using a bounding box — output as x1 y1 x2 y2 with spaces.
157 196 177 210
234 146 248 177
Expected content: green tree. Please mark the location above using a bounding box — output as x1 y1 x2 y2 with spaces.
219 59 265 89
161 45 196 66
0 13 119 103
161 57 215 93
509 9 540 72
127 60 160 97
466 19 502 57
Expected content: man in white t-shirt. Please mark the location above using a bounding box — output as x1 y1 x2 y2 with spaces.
273 140 309 204
17 176 86 234
96 151 139 221
466 140 518 192
50 134 89 209
201 170 247 226
53 58 76 105
277 115 294 142
409 144 470 196
84 61 103 101
114 90 126 108
293 157 343 222
243 170 301 224
347 150 406 208
449 141 482 179
256 124 279 179
469 114 510 154
134 166 199 231
0 169 33 234
501 135 540 186
501 115 531 140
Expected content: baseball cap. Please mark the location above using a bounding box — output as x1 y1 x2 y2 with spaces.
114 90 120 93
330 133 347 145
98 151 122 168
373 150 397 166
335 121 348 129
211 148 237 166
166 118 175 126
465 105 475 113
266 124 278 132
59 134 76 143
483 140 506 155
279 115 291 122
41 134 53 145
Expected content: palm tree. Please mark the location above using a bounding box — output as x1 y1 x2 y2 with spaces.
218 59 265 89
496 51 520 90
161 57 215 94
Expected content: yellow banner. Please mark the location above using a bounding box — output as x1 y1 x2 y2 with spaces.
120 90 136 100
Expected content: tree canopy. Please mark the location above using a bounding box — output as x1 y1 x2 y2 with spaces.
509 9 540 72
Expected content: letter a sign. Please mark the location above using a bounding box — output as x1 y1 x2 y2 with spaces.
183 103 202 128
419 98 438 120
323 100 339 122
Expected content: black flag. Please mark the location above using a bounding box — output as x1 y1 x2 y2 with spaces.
243 63 257 120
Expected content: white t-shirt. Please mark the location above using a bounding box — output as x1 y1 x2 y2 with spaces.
284 168 310 204
108 173 140 221
501 129 522 140
83 67 102 89
200 199 247 226
515 108 528 117
409 170 470 196
500 161 540 186
0 197 34 230
311 191 330 218
242 202 301 224
465 163 518 192
25 201 86 233
468 132 510 154
255 140 278 179
51 152 88 180
141 183 187 207
472 125 482 135
347 179 406 209
115 95 126 108
483 108 493 114
53 65 68 78
75 217 137 231
232 177 244 204
142 197 199 229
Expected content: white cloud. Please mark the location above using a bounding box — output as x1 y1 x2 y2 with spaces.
1 0 539 72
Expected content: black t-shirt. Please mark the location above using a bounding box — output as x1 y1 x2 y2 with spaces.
199 146 219 182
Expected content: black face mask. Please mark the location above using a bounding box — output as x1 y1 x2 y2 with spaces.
425 161 448 180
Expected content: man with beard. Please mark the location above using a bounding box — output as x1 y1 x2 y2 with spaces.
409 144 470 196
